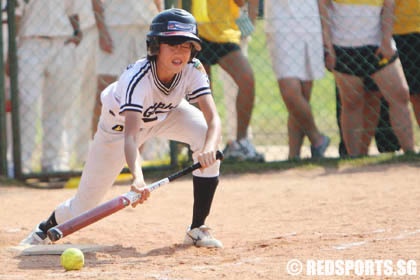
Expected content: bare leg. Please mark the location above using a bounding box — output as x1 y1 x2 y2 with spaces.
372 59 414 153
335 72 365 156
360 90 381 155
283 79 305 159
218 50 255 140
278 78 323 158
301 80 324 147
287 112 305 159
410 94 420 128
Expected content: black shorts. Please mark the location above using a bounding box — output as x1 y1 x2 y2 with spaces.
394 33 420 95
363 76 379 92
196 38 241 65
334 45 398 77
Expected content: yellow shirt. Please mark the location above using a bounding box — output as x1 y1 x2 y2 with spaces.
393 0 420 35
192 0 241 44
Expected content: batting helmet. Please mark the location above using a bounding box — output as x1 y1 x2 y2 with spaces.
147 8 202 57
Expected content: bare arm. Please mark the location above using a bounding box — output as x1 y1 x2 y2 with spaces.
66 14 83 45
318 0 335 71
91 0 113 53
123 111 149 206
123 111 144 185
196 94 222 168
248 0 259 25
234 0 246 7
15 15 22 36
378 0 396 59
154 0 163 12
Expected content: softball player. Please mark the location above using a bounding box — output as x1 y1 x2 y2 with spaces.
92 1 164 161
20 8 224 248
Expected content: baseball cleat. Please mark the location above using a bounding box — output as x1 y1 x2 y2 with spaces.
223 138 265 162
19 224 50 246
184 225 223 248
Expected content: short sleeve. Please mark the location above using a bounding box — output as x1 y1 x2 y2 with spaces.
186 59 212 103
119 79 147 114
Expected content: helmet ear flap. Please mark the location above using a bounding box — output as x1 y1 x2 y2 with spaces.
147 37 160 57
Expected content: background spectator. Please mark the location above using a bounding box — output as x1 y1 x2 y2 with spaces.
218 0 258 145
192 0 264 162
11 0 81 172
265 0 330 159
68 0 108 167
393 0 420 127
319 0 414 157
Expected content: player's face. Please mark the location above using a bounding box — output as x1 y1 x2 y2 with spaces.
157 42 192 75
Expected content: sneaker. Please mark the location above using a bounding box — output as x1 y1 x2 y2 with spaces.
311 135 330 159
223 138 265 162
19 225 50 246
184 225 223 248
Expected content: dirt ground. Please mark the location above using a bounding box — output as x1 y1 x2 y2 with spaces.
0 162 419 279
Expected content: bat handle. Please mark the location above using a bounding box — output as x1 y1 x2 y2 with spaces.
125 178 170 204
48 228 63 242
128 151 223 204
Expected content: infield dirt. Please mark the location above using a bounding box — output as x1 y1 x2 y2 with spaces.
1 162 419 279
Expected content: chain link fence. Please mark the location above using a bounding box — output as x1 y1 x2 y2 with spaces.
0 0 419 180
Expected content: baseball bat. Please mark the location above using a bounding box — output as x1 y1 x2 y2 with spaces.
47 151 223 242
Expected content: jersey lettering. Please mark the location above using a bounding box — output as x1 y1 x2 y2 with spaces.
143 102 176 118
142 117 158 122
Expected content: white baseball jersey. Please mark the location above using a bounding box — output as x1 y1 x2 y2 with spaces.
101 57 211 128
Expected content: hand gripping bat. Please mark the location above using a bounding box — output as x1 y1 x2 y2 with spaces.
47 151 223 242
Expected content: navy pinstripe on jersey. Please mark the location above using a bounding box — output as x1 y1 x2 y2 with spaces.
188 86 212 102
107 58 211 128
121 62 151 113
150 61 182 95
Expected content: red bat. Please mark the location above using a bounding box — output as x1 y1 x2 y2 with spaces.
47 151 223 242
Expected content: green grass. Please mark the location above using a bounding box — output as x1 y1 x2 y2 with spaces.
143 150 420 181
2 150 418 186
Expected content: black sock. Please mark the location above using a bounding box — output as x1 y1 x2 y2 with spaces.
39 211 57 234
191 176 219 229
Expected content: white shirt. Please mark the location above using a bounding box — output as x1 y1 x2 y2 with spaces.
16 0 74 37
264 0 322 33
102 0 160 27
101 58 211 128
71 0 96 31
329 0 384 47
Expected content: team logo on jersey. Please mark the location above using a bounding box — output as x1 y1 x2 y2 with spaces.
112 125 124 132
143 102 176 118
